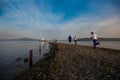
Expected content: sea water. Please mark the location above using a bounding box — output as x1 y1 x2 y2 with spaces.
59 40 120 50
0 41 49 80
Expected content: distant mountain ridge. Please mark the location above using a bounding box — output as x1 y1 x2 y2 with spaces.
0 38 40 41
78 38 120 41
0 38 120 41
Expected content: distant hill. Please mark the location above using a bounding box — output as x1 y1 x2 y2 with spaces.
0 38 40 41
1 38 120 41
78 38 120 41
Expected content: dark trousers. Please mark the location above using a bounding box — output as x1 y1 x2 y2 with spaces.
69 40 71 43
74 40 77 45
93 39 99 49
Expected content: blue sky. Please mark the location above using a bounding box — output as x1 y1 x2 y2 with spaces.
0 0 120 39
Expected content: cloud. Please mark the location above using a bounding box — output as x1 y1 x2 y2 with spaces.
0 0 120 40
0 14 120 39
0 0 64 39
54 16 120 39
93 17 120 38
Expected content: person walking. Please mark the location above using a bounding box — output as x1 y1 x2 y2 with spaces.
68 35 72 44
73 35 77 45
91 31 100 49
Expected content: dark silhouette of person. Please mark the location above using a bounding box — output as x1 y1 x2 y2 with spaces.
68 35 72 44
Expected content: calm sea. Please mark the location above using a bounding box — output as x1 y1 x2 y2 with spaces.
0 41 49 80
59 41 120 50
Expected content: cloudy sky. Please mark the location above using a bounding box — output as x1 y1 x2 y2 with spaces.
0 0 120 40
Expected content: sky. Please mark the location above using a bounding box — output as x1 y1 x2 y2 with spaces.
0 0 120 40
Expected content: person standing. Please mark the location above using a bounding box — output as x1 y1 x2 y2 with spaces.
68 35 72 44
91 31 100 49
73 35 77 45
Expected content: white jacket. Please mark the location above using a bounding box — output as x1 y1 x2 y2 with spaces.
92 34 97 39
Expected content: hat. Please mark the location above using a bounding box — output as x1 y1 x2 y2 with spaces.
91 31 94 35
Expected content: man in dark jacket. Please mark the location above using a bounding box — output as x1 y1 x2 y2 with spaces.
68 35 72 44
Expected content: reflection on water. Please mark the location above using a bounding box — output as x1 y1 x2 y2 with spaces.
39 41 49 57
41 41 45 49
0 41 49 80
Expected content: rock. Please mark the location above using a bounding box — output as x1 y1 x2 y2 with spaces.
16 57 22 62
44 53 48 56
24 57 28 62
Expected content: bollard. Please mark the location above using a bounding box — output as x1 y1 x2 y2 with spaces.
29 49 33 66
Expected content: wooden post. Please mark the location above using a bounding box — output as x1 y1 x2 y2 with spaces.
29 49 33 66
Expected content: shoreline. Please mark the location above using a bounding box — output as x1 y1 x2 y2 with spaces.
13 42 120 80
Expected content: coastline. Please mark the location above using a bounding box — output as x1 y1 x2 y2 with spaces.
13 42 120 80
